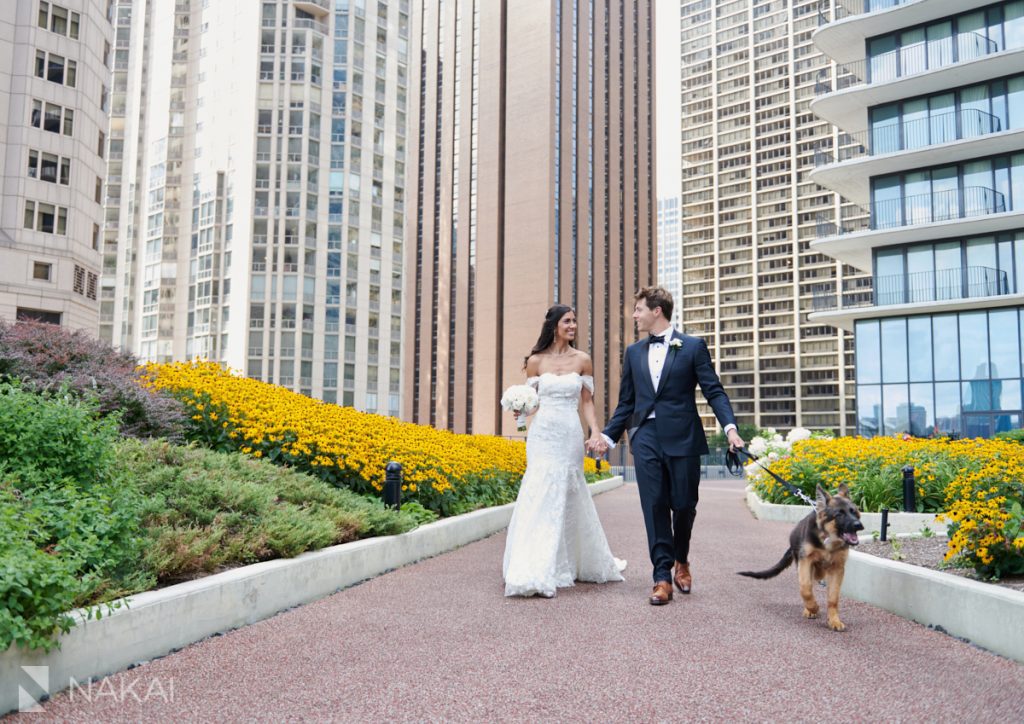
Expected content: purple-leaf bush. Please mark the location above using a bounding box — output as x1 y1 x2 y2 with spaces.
0 320 185 439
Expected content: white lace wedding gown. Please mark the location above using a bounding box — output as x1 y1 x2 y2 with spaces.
502 372 626 597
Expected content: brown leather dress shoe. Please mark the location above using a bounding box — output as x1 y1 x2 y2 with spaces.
674 561 692 594
649 581 673 605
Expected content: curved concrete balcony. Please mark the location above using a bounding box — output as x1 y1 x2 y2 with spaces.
810 111 1024 205
293 0 330 17
813 0 993 65
811 44 1024 133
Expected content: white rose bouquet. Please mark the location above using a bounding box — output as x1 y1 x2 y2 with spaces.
501 384 540 430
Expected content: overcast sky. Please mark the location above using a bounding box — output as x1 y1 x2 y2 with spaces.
655 2 679 202
655 0 681 201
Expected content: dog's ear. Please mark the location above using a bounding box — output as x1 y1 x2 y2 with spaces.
836 483 850 498
815 484 830 511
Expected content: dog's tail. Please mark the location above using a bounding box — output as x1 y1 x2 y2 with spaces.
737 549 794 579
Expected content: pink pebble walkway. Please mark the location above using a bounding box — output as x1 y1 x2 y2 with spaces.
13 478 1024 722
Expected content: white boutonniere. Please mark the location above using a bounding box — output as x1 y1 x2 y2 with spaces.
668 338 683 353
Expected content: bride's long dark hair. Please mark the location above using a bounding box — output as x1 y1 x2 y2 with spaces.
524 304 575 369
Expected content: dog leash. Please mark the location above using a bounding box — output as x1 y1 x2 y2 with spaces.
726 447 818 508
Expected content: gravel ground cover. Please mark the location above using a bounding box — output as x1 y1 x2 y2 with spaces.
856 536 1024 592
12 479 1023 723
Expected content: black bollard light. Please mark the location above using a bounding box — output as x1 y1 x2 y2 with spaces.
902 465 916 513
880 507 889 542
384 460 402 510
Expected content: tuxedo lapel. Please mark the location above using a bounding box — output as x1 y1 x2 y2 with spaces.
655 331 682 397
637 341 656 397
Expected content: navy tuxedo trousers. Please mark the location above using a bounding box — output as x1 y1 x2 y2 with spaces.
630 420 701 583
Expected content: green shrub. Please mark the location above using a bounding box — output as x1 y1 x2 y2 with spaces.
0 382 119 487
0 487 79 652
118 440 425 581
0 385 149 653
995 428 1024 444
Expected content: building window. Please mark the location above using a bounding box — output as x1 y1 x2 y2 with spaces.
32 261 52 281
35 50 77 87
16 307 61 325
27 149 70 185
24 200 68 234
38 2 80 39
856 308 1024 438
97 130 105 158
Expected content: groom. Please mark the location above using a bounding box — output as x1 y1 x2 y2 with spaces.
597 287 744 606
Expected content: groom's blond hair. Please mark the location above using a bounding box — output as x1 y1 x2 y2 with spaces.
635 286 674 321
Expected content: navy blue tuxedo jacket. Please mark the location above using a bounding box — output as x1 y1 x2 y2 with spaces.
603 330 737 457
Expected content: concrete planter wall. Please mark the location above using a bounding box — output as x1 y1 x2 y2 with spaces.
844 552 1024 663
0 477 624 715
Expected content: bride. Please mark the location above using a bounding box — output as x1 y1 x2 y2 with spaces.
502 304 626 598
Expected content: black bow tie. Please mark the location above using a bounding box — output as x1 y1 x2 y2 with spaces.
649 334 666 345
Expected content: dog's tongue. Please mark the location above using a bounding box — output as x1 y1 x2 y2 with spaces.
842 532 860 545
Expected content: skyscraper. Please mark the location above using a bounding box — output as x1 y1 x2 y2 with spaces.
810 0 1024 438
656 195 683 331
675 0 868 435
404 0 656 435
105 0 409 413
0 1 113 330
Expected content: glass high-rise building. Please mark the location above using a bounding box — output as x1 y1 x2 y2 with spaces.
675 0 870 435
105 0 409 414
404 0 656 435
1 1 114 330
811 0 1024 438
656 196 684 332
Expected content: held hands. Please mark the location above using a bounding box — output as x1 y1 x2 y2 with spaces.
585 435 609 457
727 428 746 452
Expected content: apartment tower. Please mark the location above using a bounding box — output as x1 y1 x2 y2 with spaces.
1 1 113 330
811 0 1024 438
105 0 409 414
676 0 870 435
404 0 656 435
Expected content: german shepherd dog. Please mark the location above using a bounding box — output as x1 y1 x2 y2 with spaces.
739 484 864 631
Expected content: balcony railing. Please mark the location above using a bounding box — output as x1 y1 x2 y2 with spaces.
818 0 912 26
815 32 1001 97
874 186 1005 229
292 18 327 34
814 109 1003 167
811 266 1010 311
817 186 1006 236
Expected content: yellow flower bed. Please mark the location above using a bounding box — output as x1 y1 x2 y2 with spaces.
939 452 1024 579
141 361 609 515
748 436 1024 579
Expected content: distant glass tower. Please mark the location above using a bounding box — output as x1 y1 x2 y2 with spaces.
656 196 683 331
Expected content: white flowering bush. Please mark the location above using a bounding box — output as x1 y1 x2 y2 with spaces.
744 427 832 481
